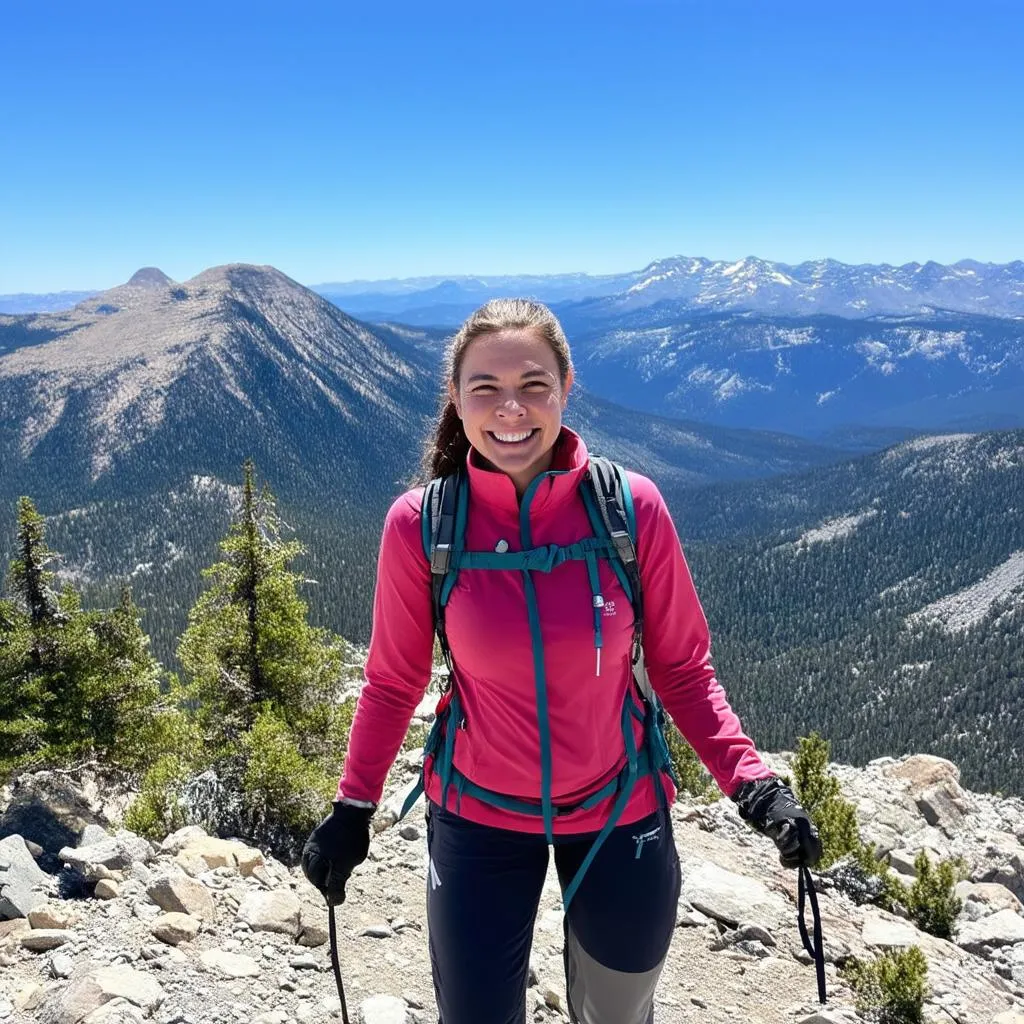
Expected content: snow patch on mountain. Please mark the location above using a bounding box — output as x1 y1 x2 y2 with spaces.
791 509 878 547
906 551 1024 633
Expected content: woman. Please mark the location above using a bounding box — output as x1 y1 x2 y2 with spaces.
302 299 821 1024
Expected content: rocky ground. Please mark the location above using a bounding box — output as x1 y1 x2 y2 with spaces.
3 750 1024 1024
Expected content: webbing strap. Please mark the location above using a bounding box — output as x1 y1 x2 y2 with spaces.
327 905 351 1024
561 697 641 909
455 537 616 573
798 865 827 1004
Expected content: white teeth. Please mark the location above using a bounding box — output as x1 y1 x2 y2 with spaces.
493 431 533 443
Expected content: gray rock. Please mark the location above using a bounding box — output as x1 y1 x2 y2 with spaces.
79 825 109 848
147 874 216 922
956 908 1024 953
82 999 145 1023
957 881 1024 921
51 951 74 978
861 910 919 947
0 771 111 860
28 904 76 930
359 995 408 1024
200 949 262 978
236 891 301 937
59 833 152 882
734 922 776 946
917 780 972 835
21 928 74 951
0 833 49 919
680 859 789 929
297 904 328 947
41 964 165 1024
94 879 119 900
150 912 201 946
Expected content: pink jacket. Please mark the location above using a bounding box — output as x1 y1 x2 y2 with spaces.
337 428 771 833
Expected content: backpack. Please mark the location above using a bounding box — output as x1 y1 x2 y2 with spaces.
399 457 677 909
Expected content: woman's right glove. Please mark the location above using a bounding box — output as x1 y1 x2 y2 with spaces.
300 801 374 906
732 776 823 869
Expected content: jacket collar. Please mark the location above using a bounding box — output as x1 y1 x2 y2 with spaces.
465 427 591 518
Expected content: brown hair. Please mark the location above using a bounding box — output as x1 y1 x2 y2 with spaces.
419 298 573 481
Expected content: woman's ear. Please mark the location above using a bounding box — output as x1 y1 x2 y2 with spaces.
560 368 574 409
448 379 462 418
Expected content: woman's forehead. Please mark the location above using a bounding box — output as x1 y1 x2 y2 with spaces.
461 329 559 377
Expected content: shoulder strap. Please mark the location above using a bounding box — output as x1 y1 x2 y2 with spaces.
582 457 644 667
421 471 464 675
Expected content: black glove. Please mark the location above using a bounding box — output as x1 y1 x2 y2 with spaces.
732 776 823 869
301 801 374 906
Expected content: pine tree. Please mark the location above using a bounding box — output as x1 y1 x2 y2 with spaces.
1 497 169 778
175 460 351 854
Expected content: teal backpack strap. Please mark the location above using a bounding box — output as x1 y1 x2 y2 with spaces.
581 457 644 666
421 471 466 675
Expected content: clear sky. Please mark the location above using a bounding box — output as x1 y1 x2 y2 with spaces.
2 0 1022 292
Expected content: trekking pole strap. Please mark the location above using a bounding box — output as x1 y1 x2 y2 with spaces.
328 904 351 1024
797 865 827 1004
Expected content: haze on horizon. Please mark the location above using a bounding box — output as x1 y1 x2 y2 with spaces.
2 1 1022 293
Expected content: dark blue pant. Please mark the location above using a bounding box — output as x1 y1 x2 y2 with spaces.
425 802 681 1024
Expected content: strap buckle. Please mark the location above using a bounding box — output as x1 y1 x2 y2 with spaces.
431 542 452 575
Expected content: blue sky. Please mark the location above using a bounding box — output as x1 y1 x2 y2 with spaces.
2 1 1022 291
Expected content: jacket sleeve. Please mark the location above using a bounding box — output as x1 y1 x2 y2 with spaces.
336 488 435 804
629 473 773 796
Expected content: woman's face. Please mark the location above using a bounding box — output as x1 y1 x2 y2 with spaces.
452 328 573 495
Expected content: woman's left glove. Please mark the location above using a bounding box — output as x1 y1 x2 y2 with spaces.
732 776 823 869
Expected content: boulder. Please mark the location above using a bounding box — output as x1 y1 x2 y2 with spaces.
58 832 153 882
885 754 961 792
956 881 1024 921
680 858 790 930
28 904 77 930
297 903 329 947
359 995 409 1024
199 948 262 978
0 771 111 863
956 908 1024 953
41 964 164 1024
82 999 145 1023
861 909 919 947
916 779 973 835
21 928 74 951
236 890 301 937
0 833 50 919
146 874 215 922
174 835 264 875
150 911 200 945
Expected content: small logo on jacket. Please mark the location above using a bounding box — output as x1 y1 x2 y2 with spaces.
603 600 617 617
633 825 662 859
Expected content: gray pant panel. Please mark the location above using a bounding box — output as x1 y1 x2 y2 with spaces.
564 924 663 1024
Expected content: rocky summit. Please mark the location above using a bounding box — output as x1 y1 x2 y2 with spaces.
2 748 1024 1024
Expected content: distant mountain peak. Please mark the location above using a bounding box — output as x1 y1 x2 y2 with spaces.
127 267 173 288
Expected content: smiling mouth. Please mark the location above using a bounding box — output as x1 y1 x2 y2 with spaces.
488 429 539 445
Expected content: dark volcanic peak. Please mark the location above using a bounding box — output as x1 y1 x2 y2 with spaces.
127 267 174 288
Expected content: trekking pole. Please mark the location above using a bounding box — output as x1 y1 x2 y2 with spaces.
796 865 827 1004
327 903 351 1024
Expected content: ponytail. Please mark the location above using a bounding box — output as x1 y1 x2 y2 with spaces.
419 397 470 482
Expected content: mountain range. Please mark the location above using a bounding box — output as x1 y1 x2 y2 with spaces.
8 255 1024 321
310 256 1024 324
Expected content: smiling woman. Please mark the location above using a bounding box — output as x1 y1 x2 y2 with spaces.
301 297 823 1024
